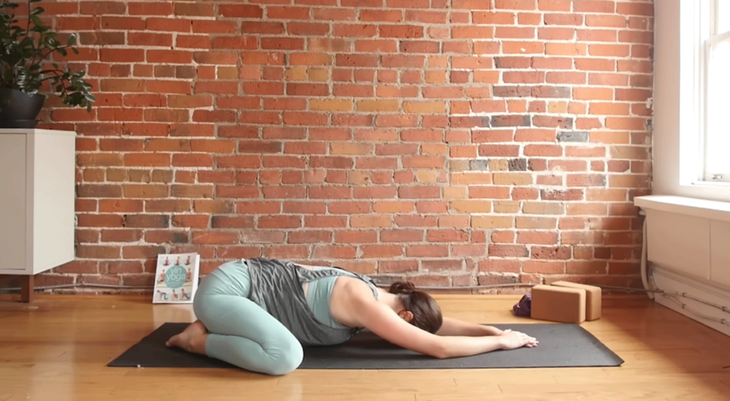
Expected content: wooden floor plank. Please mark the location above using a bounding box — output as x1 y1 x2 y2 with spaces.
1 294 730 401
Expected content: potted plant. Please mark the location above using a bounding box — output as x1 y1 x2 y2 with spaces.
0 0 94 128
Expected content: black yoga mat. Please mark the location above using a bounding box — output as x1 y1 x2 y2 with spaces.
108 323 623 370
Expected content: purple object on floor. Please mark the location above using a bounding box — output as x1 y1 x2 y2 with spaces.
513 293 532 317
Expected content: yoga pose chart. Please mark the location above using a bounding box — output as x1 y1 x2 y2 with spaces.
153 253 200 304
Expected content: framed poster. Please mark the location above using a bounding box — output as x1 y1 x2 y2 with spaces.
153 253 199 304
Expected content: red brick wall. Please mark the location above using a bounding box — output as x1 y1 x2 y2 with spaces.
26 0 653 292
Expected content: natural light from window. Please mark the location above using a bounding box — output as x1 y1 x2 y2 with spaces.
705 0 730 182
718 0 730 33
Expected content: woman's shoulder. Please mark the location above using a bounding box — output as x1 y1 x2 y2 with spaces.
326 276 379 328
336 275 376 295
330 276 383 313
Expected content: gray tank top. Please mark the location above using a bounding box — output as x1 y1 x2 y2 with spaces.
245 257 379 346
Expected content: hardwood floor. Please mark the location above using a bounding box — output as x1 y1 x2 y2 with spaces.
1 293 729 401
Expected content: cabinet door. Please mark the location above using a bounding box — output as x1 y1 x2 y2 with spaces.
0 134 27 270
31 131 76 273
646 210 711 280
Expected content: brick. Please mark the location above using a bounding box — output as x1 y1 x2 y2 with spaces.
361 9 403 22
190 231 238 245
471 216 514 229
400 41 440 53
452 26 494 39
517 231 558 245
360 245 403 258
503 71 544 84
81 2 126 15
578 29 617 42
220 4 263 18
261 37 304 50
532 85 571 98
406 10 448 23
76 214 123 228
557 131 589 142
574 1 614 13
95 199 139 214
547 159 587 172
128 3 171 15
405 244 448 257
79 31 125 46
77 245 121 259
379 260 419 273
288 230 332 243
538 0 570 11
312 8 356 20
532 246 571 259
538 27 575 40
496 26 536 39
545 13 583 25
380 25 424 38
495 0 536 10
40 2 80 15
124 214 170 228
546 43 586 56
490 115 530 127
589 44 631 57
144 230 189 244
489 244 529 257
587 14 628 28
309 245 357 260
491 86 529 99
617 2 653 16
451 191 496 208
382 55 426 68
145 18 190 33
494 172 533 185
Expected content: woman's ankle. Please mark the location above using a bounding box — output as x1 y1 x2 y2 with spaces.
189 333 209 355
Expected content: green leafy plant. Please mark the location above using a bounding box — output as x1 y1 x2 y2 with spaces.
0 0 94 110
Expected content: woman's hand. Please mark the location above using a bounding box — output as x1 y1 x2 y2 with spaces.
498 329 539 350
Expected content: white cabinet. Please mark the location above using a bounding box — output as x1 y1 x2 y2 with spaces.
645 209 711 281
0 129 76 300
710 220 730 288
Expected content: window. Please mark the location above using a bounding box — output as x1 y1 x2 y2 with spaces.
703 0 730 182
652 0 730 202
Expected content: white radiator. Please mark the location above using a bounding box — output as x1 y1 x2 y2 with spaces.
635 195 730 337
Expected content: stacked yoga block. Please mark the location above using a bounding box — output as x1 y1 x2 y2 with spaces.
530 281 602 324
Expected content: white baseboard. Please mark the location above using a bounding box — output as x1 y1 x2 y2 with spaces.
651 265 730 337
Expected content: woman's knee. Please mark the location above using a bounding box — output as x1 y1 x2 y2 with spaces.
264 340 303 376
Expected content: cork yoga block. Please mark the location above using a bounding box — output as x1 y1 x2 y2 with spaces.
551 281 602 321
530 285 586 324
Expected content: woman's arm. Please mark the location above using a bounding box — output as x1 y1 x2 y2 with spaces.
436 317 503 337
346 282 536 358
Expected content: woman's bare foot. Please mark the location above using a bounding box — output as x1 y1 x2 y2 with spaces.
166 320 208 354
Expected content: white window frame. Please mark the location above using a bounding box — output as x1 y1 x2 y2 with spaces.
632 0 730 202
670 0 730 201
702 0 730 182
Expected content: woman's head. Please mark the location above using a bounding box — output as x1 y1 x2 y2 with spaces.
388 281 442 334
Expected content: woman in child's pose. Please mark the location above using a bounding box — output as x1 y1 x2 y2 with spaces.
167 258 538 375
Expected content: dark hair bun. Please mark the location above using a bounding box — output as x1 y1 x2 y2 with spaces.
388 281 416 295
387 281 443 334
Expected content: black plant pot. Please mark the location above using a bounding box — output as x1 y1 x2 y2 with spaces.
0 87 46 128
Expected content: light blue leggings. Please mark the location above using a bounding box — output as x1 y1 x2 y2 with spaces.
193 260 303 375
